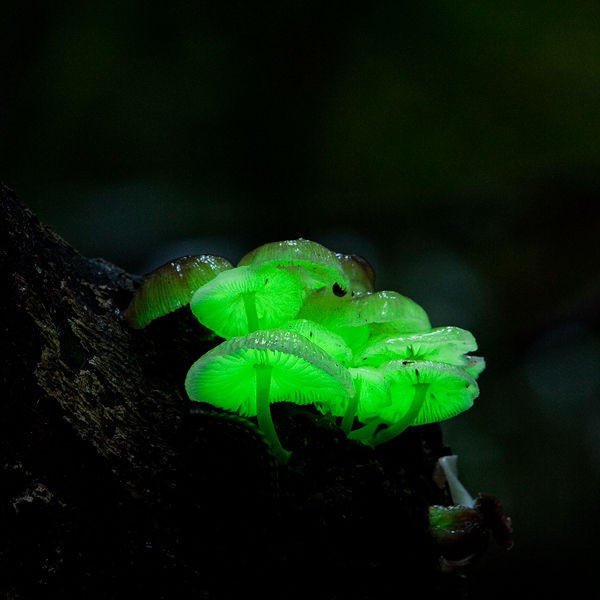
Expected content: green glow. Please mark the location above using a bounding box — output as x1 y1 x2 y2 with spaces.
255 364 291 465
124 254 233 329
184 329 355 464
380 360 479 426
298 289 431 340
340 367 389 433
238 238 350 295
135 237 486 459
242 292 260 333
190 265 304 338
281 319 353 366
356 326 479 368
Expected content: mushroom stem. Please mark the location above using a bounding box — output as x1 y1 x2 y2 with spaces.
254 364 291 465
438 455 475 508
373 382 429 446
341 377 361 434
346 416 386 444
242 292 260 332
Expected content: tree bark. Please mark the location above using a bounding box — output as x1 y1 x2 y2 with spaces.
1 183 465 599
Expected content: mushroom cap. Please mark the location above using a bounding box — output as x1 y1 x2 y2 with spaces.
464 355 486 379
189 264 304 338
238 238 350 295
335 253 376 293
349 366 391 422
298 289 431 337
185 329 354 417
281 319 353 366
124 254 233 329
355 326 479 368
377 360 479 426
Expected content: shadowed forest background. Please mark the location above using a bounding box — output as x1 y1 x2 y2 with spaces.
2 2 599 597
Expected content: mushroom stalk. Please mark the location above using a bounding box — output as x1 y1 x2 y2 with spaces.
437 454 475 508
373 382 429 445
254 364 291 465
341 377 361 434
242 292 260 332
347 381 429 446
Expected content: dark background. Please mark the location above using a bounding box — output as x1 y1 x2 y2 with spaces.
3 2 599 597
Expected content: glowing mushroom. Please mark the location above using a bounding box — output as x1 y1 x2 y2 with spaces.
281 318 353 366
298 289 432 354
338 366 390 434
124 254 233 329
238 238 350 296
355 326 480 368
184 329 354 464
335 253 376 293
189 264 304 339
348 360 479 446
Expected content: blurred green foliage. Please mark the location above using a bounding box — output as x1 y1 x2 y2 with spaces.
2 2 599 596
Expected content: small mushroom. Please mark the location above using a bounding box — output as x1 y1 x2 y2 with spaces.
429 455 514 570
238 238 350 296
184 329 354 464
338 366 390 434
281 318 353 366
124 254 233 329
348 360 478 446
334 253 376 293
189 264 304 339
298 289 432 354
355 326 480 369
436 454 475 507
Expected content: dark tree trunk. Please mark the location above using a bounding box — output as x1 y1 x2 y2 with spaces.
1 183 465 599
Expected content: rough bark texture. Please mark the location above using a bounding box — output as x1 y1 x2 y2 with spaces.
1 183 471 599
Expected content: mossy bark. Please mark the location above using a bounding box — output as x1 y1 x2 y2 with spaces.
0 183 464 599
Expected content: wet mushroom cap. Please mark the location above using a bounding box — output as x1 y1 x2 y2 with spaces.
335 253 376 293
281 319 353 366
189 264 304 338
378 360 479 426
124 254 233 329
355 326 480 368
298 289 431 341
238 238 350 295
184 329 355 417
348 366 391 422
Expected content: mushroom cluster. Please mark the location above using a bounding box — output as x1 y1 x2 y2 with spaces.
125 238 485 464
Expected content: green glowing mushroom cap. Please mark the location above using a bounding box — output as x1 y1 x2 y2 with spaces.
297 289 431 353
464 355 486 379
349 366 390 421
184 329 354 417
238 238 350 295
124 254 233 329
355 326 480 368
378 360 479 426
189 264 304 339
335 253 376 293
281 319 353 366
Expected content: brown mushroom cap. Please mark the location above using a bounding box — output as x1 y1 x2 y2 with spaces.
124 254 233 329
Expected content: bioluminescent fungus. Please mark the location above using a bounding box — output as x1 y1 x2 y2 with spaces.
339 366 389 435
429 455 514 569
281 319 353 366
124 254 233 329
184 329 354 464
335 253 376 293
238 238 350 296
124 237 486 462
189 264 304 339
348 360 478 446
355 326 479 367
